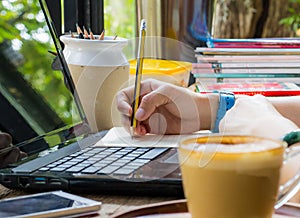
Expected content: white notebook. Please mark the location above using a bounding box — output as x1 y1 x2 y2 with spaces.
95 127 210 148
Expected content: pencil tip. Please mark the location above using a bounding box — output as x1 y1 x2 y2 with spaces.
129 127 135 138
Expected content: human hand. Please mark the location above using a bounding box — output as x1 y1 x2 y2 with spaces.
219 95 299 139
116 79 206 135
0 132 27 168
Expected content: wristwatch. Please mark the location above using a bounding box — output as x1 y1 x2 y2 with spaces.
212 91 235 133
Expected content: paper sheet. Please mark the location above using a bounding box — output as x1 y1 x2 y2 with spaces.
95 127 210 148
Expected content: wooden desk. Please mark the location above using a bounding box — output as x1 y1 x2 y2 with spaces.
0 184 299 218
0 184 177 217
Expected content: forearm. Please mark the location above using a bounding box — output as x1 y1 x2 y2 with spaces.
197 93 300 131
268 96 300 128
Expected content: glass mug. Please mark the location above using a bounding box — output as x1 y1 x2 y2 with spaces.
178 135 300 218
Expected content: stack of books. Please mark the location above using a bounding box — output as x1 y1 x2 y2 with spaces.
192 38 300 96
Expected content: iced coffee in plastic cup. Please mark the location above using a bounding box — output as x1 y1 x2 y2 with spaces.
60 35 129 132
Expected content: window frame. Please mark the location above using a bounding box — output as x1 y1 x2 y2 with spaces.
45 0 104 36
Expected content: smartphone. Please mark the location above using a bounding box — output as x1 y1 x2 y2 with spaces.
0 190 101 218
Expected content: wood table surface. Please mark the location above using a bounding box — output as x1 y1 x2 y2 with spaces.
0 184 299 218
0 184 177 217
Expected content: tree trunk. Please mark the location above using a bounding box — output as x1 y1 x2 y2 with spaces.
212 0 297 38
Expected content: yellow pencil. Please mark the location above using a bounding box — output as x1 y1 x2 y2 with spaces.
130 19 146 137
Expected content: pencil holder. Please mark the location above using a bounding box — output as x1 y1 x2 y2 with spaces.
60 35 129 132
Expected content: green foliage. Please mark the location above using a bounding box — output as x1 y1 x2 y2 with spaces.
279 0 300 36
103 0 136 59
104 0 136 39
0 0 77 124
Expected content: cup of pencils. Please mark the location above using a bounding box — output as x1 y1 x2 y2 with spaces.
60 26 129 132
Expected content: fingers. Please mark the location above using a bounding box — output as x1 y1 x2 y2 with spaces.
117 79 165 126
0 133 12 149
135 90 169 121
117 87 133 117
117 79 166 111
20 151 28 159
0 147 26 168
135 124 148 135
117 79 179 135
0 133 28 168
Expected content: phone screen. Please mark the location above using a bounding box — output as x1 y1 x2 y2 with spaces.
0 193 84 217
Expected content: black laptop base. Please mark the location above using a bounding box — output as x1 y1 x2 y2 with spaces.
0 173 184 197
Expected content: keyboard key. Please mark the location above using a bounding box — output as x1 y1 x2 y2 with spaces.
112 159 131 165
107 147 121 151
69 151 83 157
114 150 131 156
131 159 151 164
88 157 102 162
60 157 72 162
82 166 99 174
81 159 98 165
98 165 120 174
139 148 168 160
92 162 108 169
125 162 147 169
85 148 106 156
46 163 58 168
120 147 135 152
81 147 93 152
66 166 86 173
135 147 150 153
69 159 83 163
96 159 113 165
38 167 49 171
126 153 142 158
59 163 74 168
74 163 91 168
109 154 123 159
50 167 67 172
122 156 137 161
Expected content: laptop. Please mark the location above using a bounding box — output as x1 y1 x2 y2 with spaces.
0 0 183 197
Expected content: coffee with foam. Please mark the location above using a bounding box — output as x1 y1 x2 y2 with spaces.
179 136 285 218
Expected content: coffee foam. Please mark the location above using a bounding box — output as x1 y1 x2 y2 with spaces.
179 141 284 171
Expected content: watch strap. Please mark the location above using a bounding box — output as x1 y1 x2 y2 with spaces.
212 91 235 133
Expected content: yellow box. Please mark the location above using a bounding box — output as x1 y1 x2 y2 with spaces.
129 59 192 87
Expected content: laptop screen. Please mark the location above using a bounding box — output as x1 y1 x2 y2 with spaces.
0 1 90 164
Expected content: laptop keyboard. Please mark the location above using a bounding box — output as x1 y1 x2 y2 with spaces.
38 147 169 175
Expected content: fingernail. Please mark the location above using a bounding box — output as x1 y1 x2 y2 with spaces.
135 108 146 120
